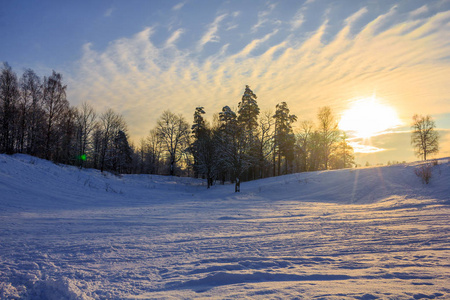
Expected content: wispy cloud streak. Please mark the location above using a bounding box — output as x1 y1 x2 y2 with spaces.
69 4 450 144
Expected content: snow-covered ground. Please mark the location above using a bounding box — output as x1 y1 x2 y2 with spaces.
0 154 449 299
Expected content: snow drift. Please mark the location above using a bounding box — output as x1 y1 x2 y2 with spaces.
0 154 449 299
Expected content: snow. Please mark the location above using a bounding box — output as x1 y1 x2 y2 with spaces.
0 154 449 299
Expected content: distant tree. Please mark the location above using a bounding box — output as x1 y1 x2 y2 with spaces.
237 85 260 180
20 69 43 155
273 102 297 175
98 109 127 172
112 130 132 174
0 63 19 154
411 114 439 161
329 132 355 169
317 106 339 170
156 110 190 176
217 105 251 192
57 106 77 164
256 110 275 178
191 106 207 178
91 123 102 169
146 128 163 174
237 85 259 134
75 102 97 168
295 120 314 172
190 107 218 187
42 71 69 160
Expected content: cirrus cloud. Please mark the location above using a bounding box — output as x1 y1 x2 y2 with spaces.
68 3 450 153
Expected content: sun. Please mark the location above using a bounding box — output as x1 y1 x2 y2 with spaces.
339 96 402 138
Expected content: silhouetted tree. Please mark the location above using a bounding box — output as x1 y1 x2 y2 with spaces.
98 109 127 172
42 71 69 160
217 105 252 192
411 114 439 161
75 102 97 168
112 130 132 173
237 85 260 180
0 63 19 154
156 110 190 176
273 102 297 175
20 69 43 155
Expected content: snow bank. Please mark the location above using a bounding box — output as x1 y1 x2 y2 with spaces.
0 154 449 299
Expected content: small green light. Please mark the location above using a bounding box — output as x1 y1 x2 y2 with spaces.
79 154 86 161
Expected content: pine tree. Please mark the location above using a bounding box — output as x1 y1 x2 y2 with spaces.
237 85 259 133
273 102 297 175
237 85 260 180
113 130 132 174
217 105 251 192
191 107 207 178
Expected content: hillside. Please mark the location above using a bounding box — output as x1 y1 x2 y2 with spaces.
0 154 449 299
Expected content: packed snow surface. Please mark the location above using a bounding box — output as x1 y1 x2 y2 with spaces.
0 154 449 299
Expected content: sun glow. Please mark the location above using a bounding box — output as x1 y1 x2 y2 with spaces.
339 97 402 138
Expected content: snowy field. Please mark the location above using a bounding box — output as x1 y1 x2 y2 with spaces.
0 154 449 299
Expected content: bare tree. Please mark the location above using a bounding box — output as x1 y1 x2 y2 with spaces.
411 114 439 161
146 128 163 174
98 109 127 172
156 110 190 176
42 71 69 160
20 69 43 155
317 106 339 170
296 120 315 172
0 63 20 154
75 102 97 168
256 110 274 178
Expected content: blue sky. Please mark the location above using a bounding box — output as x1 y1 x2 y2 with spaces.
1 0 450 164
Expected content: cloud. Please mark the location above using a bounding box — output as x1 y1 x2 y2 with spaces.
165 29 184 47
197 14 227 51
251 3 277 33
68 4 450 149
172 2 185 11
104 7 114 17
291 10 305 30
410 5 428 17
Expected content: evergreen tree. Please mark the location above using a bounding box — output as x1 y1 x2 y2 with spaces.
113 130 132 174
273 102 297 175
191 106 207 178
237 85 260 180
217 105 251 192
237 85 259 133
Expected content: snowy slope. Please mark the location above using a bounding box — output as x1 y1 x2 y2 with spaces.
0 154 449 299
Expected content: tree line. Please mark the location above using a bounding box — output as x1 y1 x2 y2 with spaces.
0 63 132 173
1 63 439 191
